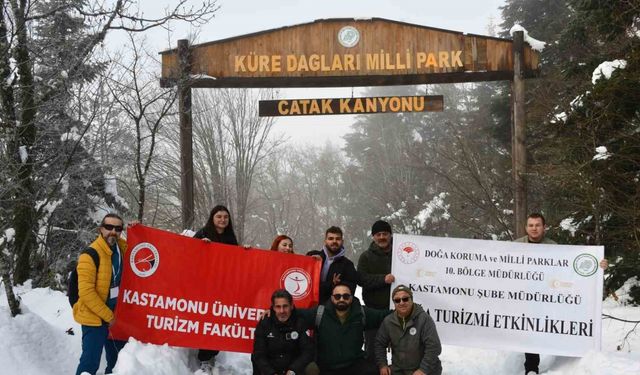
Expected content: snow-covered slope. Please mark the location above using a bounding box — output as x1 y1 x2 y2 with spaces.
1 281 638 375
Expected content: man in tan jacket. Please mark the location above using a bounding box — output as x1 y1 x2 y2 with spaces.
73 213 128 375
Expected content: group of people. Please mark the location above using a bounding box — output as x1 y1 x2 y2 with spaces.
71 207 604 375
252 221 442 375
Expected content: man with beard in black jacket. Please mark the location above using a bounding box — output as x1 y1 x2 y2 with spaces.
252 289 314 375
357 220 396 363
306 226 360 304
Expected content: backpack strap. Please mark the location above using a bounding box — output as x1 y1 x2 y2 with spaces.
315 305 325 327
82 247 100 270
314 304 366 328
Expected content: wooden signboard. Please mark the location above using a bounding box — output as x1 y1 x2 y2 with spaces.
160 18 540 88
164 19 538 240
259 95 443 116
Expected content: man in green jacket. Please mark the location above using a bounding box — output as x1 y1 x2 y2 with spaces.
514 212 557 245
514 212 607 374
374 285 442 375
298 283 391 375
357 220 395 361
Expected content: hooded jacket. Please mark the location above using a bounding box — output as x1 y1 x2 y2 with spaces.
251 308 314 375
72 235 127 326
374 303 442 375
357 241 392 309
306 247 359 304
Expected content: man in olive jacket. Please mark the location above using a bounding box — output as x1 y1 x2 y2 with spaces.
72 213 129 375
298 283 391 375
375 285 442 375
357 220 395 361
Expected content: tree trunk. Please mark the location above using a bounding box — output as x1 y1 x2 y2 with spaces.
11 1 38 285
0 254 21 316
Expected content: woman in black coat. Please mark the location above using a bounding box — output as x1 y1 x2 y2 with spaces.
194 205 238 245
194 205 238 372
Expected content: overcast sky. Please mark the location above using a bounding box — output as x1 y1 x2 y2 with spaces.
126 0 508 146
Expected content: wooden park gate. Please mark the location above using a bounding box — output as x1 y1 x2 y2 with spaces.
159 18 540 236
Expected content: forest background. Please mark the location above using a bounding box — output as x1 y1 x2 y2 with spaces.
1 0 639 314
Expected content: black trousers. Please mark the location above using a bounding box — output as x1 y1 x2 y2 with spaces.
524 352 539 373
320 358 378 375
198 349 219 362
363 328 378 362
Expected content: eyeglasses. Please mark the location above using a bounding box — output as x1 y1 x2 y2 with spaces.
393 297 411 304
332 293 352 301
102 224 123 232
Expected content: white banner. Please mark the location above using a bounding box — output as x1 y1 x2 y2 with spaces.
391 234 604 356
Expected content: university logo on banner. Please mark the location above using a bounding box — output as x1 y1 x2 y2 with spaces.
280 268 312 299
129 242 160 277
392 234 604 357
110 225 321 353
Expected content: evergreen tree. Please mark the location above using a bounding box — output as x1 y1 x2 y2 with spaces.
535 0 640 299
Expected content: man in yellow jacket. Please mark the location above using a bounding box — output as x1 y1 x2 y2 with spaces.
73 213 128 375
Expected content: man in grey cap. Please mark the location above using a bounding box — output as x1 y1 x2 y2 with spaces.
357 219 396 362
374 285 442 375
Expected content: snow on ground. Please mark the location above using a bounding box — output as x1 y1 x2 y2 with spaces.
1 281 639 375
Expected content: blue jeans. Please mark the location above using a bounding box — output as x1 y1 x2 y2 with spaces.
75 324 126 375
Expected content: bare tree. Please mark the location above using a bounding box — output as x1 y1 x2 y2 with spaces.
249 144 349 252
106 33 178 222
158 88 280 241
219 89 279 243
0 0 217 314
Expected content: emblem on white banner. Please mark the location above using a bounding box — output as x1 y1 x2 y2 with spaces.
129 242 160 278
573 253 598 277
397 242 420 264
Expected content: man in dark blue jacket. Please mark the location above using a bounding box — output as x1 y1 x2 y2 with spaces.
306 226 360 304
252 289 315 375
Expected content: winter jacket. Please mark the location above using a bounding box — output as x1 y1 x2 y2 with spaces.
306 248 359 304
193 227 238 245
298 297 390 371
374 304 442 375
515 235 557 244
251 308 314 375
73 235 127 326
357 241 392 309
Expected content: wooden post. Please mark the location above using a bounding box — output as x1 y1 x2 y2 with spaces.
178 39 194 230
512 31 527 238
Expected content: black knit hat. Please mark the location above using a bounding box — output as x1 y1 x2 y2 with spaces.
371 220 392 236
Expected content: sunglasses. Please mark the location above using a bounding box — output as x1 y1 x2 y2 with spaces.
332 293 352 301
393 296 411 304
102 224 123 232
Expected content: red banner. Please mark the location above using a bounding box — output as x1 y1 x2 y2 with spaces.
110 225 321 353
